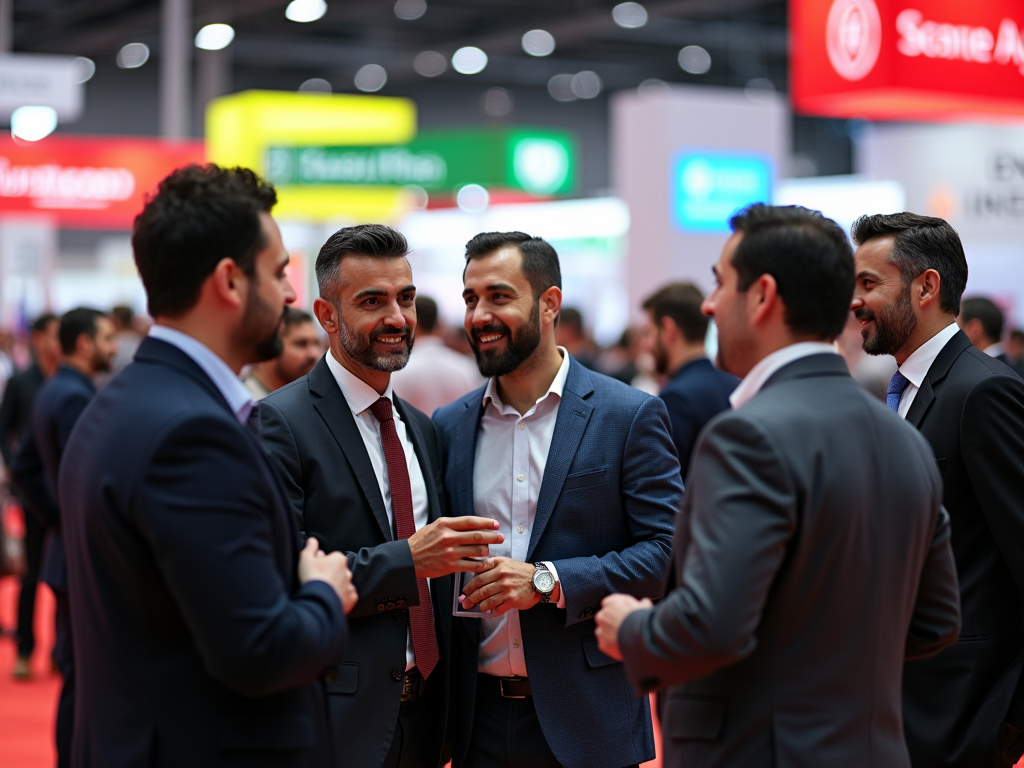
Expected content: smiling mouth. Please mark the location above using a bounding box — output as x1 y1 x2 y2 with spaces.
475 332 505 344
374 334 407 346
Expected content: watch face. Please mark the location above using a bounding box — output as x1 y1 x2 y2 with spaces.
534 571 555 592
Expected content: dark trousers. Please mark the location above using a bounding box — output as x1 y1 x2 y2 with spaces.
15 506 44 658
53 588 74 768
382 670 446 768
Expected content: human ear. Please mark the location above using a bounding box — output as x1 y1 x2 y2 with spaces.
917 269 942 309
313 297 338 334
210 258 245 310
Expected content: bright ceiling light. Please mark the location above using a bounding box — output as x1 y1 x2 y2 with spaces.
571 71 603 99
116 43 150 69
452 47 487 75
299 78 332 93
679 45 712 74
413 50 447 77
11 106 58 142
354 64 388 92
547 74 576 102
394 0 427 20
73 57 96 83
612 2 648 29
457 184 489 213
195 23 235 51
286 0 327 23
522 29 555 57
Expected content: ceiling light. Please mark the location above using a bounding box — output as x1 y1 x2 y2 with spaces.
195 23 235 51
354 64 387 92
299 78 332 93
480 87 513 116
679 45 712 74
286 0 327 23
522 29 555 57
394 0 427 20
571 71 602 99
116 43 150 69
637 78 670 97
72 57 96 83
547 74 576 102
11 106 58 142
452 47 487 75
413 50 447 77
457 184 489 213
612 2 648 29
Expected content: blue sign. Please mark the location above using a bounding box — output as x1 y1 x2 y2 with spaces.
671 151 773 233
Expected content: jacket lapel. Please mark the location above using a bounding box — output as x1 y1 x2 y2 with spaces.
905 330 971 429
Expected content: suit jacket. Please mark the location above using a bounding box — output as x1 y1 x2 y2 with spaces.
58 337 347 768
619 353 961 768
260 356 453 768
0 361 43 465
433 357 682 768
658 357 739 474
901 330 1024 768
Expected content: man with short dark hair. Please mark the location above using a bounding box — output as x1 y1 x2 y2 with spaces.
851 212 1024 768
958 296 1016 371
434 230 682 768
641 282 738 473
243 307 321 399
58 164 355 768
597 204 960 768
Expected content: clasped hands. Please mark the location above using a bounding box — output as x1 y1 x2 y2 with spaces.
593 594 653 660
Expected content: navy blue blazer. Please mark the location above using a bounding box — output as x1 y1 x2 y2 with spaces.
58 337 348 768
659 357 738 476
433 356 682 768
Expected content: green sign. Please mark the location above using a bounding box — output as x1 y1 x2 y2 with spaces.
266 128 576 195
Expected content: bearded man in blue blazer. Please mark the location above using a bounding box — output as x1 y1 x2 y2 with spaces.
433 231 683 768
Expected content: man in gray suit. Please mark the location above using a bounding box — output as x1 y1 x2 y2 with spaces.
595 204 962 768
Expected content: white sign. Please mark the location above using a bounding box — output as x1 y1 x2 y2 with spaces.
0 54 84 121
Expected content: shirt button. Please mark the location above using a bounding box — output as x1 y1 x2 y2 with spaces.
518 423 525 430
513 639 520 648
517 525 524 534
517 474 524 482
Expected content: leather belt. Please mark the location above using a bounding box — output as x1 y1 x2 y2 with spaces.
401 667 425 704
482 674 531 699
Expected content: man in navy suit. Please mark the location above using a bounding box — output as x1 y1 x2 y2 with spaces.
58 165 356 768
433 231 683 768
641 282 738 474
10 307 117 768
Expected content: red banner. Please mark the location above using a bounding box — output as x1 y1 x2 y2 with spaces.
791 0 1024 120
0 134 204 229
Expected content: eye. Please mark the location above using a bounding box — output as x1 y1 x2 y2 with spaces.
365 297 379 306
464 295 477 306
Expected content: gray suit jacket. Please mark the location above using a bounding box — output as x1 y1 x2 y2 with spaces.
619 353 961 768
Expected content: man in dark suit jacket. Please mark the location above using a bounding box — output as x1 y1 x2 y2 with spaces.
261 224 502 768
641 282 738 473
958 296 1021 376
598 204 961 768
57 164 355 768
433 231 682 768
852 212 1024 768
11 307 117 768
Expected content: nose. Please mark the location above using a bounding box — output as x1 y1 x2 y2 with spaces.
850 294 864 311
284 276 297 306
700 297 715 317
382 300 407 328
468 302 492 327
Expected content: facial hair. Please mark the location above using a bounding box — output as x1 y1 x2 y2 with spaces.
856 283 917 356
469 300 542 378
337 321 414 373
241 279 285 363
652 330 669 376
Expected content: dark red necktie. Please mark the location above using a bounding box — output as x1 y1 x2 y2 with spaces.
369 397 439 679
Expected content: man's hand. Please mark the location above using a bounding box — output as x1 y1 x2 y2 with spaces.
299 537 358 615
408 516 504 579
594 594 652 661
459 557 551 615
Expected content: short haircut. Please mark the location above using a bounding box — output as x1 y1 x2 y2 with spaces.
464 231 561 299
729 204 854 340
559 307 585 337
282 307 313 330
111 305 134 329
59 308 105 356
315 224 410 302
851 212 968 316
642 282 708 344
132 164 277 318
416 295 439 334
30 312 59 334
1011 329 1024 343
960 296 1005 342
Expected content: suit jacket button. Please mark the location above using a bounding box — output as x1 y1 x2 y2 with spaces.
377 603 385 612
396 599 405 607
391 668 403 681
386 601 396 611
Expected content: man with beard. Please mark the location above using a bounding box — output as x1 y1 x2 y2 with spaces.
56 165 355 768
596 204 961 768
243 308 322 399
641 282 739 474
10 307 116 768
433 231 682 768
260 224 503 768
851 212 1024 768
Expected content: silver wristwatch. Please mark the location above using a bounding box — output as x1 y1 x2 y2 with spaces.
532 562 556 603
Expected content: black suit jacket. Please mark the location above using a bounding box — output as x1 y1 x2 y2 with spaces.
902 330 1024 768
619 354 961 768
658 357 738 474
58 337 347 768
260 356 452 768
0 361 43 465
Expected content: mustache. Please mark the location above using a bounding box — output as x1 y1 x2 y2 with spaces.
369 327 412 343
471 322 511 341
853 307 875 323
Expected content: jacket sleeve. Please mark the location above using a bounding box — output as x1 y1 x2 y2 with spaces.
617 412 796 695
9 425 60 529
905 504 961 661
134 414 347 697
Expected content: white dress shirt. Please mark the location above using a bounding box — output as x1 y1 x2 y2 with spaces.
730 341 840 410
148 325 256 425
892 322 959 419
324 350 430 670
474 349 570 678
984 341 1005 359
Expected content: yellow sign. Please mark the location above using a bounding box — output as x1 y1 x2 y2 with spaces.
205 90 417 222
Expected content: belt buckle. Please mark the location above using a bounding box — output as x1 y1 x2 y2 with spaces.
499 676 528 699
401 670 420 703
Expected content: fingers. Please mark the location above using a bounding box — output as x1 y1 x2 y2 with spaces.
462 562 501 594
303 537 320 555
455 558 492 573
441 516 501 532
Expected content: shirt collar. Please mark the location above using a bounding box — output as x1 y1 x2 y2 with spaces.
984 341 1005 358
897 322 960 389
729 341 839 410
148 324 256 425
324 349 395 416
482 346 571 417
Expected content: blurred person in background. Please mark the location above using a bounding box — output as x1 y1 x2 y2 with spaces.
109 305 142 374
957 296 1019 374
554 306 598 371
641 282 739 475
852 212 1024 768
1007 329 1024 375
242 307 321 399
0 312 61 680
391 294 483 415
0 327 15 399
11 307 117 768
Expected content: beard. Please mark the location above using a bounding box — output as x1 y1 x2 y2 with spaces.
240 282 286 363
856 283 917 356
651 332 669 376
468 302 542 378
337 321 414 373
